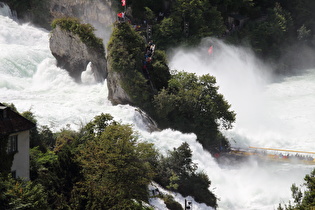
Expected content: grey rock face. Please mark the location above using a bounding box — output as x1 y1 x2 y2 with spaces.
49 25 107 82
106 70 133 105
49 0 134 105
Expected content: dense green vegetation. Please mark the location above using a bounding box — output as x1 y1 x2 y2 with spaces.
51 17 105 55
0 175 48 209
107 22 153 107
153 71 235 150
107 22 171 109
0 110 218 208
3 0 314 73
125 0 315 71
154 142 217 207
107 22 235 151
278 168 315 209
4 0 315 71
125 0 225 48
3 0 315 208
77 114 155 209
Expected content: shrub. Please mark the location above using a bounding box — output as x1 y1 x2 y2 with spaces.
161 194 183 210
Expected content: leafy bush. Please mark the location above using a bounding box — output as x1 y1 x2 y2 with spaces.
161 194 183 210
150 50 171 91
278 168 315 210
0 175 48 209
154 142 218 208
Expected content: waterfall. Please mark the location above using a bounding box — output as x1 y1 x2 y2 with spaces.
1 5 314 209
0 2 17 19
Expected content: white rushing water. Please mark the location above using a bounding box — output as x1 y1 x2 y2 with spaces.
168 39 315 209
1 6 314 210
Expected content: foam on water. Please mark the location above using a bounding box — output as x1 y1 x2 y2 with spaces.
169 38 315 209
1 9 314 210
81 62 97 84
169 38 315 152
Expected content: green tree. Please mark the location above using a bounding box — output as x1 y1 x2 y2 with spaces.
167 142 197 177
282 0 315 37
38 125 55 150
32 128 82 209
162 194 183 210
249 3 293 58
167 171 180 191
22 110 46 152
154 142 217 208
144 7 156 24
155 16 183 47
127 0 164 20
29 146 57 181
179 171 217 207
80 113 114 139
156 0 225 45
154 71 236 149
54 128 78 152
0 175 48 210
297 24 311 41
77 114 156 209
278 168 315 209
150 50 171 91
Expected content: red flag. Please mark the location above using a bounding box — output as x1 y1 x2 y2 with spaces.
208 46 213 55
121 0 126 6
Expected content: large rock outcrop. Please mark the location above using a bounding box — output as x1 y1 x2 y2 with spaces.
106 68 133 105
49 25 107 82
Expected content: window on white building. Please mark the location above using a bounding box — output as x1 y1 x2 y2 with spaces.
7 135 18 153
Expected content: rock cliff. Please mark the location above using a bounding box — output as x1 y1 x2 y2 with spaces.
106 69 133 105
49 1 135 104
49 25 107 82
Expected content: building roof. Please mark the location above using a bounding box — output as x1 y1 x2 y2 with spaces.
0 103 36 135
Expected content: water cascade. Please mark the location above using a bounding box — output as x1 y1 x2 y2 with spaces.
1 5 314 209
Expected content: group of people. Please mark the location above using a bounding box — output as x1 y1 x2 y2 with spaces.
250 149 315 162
145 40 155 63
142 40 155 79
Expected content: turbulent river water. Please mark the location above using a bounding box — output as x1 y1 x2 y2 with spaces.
1 5 314 210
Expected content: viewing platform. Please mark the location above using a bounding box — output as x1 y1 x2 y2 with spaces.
218 146 315 165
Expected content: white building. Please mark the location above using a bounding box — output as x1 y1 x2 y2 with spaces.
0 103 35 179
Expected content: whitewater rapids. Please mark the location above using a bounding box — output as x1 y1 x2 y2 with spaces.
1 6 314 209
